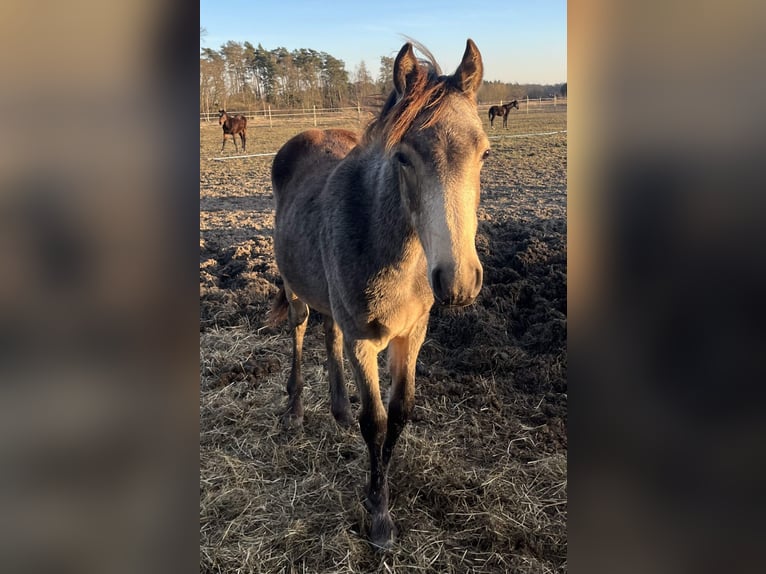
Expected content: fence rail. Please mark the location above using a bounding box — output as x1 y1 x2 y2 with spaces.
200 97 567 124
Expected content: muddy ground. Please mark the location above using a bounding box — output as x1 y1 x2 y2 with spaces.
200 108 567 573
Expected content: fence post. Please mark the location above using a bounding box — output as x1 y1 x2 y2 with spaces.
357 102 361 123
268 106 272 129
313 105 317 127
526 95 529 114
554 94 557 110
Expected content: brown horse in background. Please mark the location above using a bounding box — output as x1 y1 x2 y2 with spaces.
218 110 247 152
269 39 488 549
488 99 519 128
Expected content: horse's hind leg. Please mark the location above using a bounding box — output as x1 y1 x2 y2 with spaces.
240 131 246 152
323 316 353 426
283 290 309 429
232 133 239 153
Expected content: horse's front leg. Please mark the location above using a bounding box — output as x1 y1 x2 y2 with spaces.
221 134 226 152
383 315 428 468
345 337 393 549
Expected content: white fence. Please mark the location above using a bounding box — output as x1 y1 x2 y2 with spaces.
200 97 566 124
200 105 371 125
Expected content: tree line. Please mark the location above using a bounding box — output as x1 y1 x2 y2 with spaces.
200 39 566 114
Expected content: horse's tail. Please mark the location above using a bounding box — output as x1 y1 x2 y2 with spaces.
267 285 289 326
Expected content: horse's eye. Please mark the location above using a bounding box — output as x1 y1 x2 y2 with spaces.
394 152 412 167
482 149 491 161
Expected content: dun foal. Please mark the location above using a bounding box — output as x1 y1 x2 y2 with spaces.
269 39 488 549
218 109 247 152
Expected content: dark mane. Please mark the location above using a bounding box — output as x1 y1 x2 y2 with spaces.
363 48 465 152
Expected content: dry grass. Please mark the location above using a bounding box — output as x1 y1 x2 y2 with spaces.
200 108 567 573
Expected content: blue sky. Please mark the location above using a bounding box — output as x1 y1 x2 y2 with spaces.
200 0 566 85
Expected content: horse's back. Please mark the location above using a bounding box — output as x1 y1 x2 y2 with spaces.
221 114 246 134
271 129 360 314
272 129 359 198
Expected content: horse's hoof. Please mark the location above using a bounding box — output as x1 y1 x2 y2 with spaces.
415 361 432 377
333 409 355 428
281 412 303 430
369 512 397 551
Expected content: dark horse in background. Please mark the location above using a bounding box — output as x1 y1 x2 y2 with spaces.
218 110 247 152
488 99 518 128
269 39 487 549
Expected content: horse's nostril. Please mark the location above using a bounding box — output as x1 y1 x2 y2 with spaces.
474 267 483 295
431 268 444 301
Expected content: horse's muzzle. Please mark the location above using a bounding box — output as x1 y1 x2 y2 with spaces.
431 265 483 307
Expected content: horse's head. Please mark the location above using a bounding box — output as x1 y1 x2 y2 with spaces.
383 39 488 307
218 109 227 126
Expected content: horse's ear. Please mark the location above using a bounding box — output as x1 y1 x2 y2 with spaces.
453 39 483 99
393 43 419 97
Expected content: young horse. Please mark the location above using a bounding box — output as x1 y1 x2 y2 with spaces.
488 99 519 128
218 109 247 152
269 39 488 549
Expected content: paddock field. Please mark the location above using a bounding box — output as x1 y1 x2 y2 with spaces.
200 107 567 573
